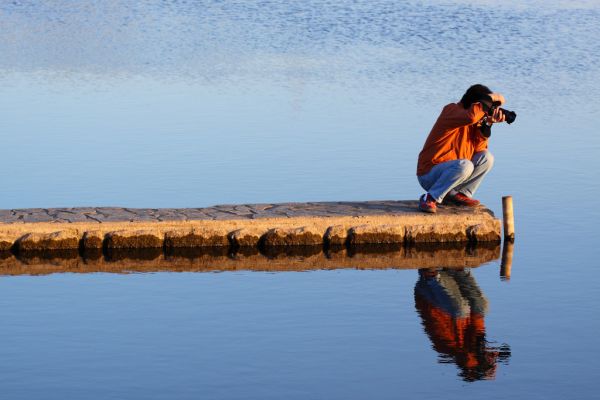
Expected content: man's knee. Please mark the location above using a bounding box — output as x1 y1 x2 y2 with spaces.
457 159 475 178
474 151 494 170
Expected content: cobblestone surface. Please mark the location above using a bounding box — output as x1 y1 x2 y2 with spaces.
0 200 488 224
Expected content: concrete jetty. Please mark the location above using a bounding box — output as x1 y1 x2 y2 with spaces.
0 201 501 252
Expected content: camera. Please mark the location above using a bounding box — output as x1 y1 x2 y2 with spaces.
488 101 517 124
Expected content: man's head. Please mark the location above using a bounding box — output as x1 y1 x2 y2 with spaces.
459 84 493 109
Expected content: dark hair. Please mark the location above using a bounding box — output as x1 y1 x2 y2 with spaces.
460 84 492 109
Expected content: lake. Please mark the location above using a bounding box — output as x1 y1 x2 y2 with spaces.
1 1 599 399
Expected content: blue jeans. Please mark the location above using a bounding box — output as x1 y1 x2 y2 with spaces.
417 151 494 202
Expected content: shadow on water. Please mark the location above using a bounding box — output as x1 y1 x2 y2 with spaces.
414 268 511 381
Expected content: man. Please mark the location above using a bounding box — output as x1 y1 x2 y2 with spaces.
417 84 506 213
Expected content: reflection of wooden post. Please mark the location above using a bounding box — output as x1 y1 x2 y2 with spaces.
502 196 515 241
500 240 514 280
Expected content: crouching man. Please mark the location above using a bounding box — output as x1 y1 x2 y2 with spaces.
417 84 507 213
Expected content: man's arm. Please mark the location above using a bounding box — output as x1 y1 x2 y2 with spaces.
441 102 487 130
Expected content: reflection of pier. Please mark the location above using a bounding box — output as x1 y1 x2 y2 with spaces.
0 243 499 276
500 241 514 280
415 268 511 381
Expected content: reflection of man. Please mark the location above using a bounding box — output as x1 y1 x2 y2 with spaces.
414 268 510 381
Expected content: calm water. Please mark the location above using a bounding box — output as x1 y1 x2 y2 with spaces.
1 0 599 398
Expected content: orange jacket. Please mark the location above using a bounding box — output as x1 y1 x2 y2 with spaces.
417 102 488 176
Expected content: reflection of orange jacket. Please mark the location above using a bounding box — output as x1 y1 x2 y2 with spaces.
417 102 488 176
415 295 489 372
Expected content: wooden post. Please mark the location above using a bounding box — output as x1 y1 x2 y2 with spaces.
502 196 515 241
500 240 514 280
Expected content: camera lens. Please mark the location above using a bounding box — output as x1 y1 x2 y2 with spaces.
500 108 517 124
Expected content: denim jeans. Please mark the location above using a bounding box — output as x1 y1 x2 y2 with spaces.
417 151 494 202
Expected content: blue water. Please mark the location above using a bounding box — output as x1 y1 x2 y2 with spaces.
1 0 599 398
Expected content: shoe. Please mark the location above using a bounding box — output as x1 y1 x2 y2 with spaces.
419 193 437 213
445 192 480 207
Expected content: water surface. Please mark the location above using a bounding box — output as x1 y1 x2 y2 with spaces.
1 1 599 398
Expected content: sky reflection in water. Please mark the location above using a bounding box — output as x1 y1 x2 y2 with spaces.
1 0 599 210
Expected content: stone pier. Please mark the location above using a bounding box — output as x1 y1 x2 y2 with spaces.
0 200 501 252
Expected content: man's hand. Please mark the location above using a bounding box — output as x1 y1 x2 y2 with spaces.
489 107 506 123
490 92 505 105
